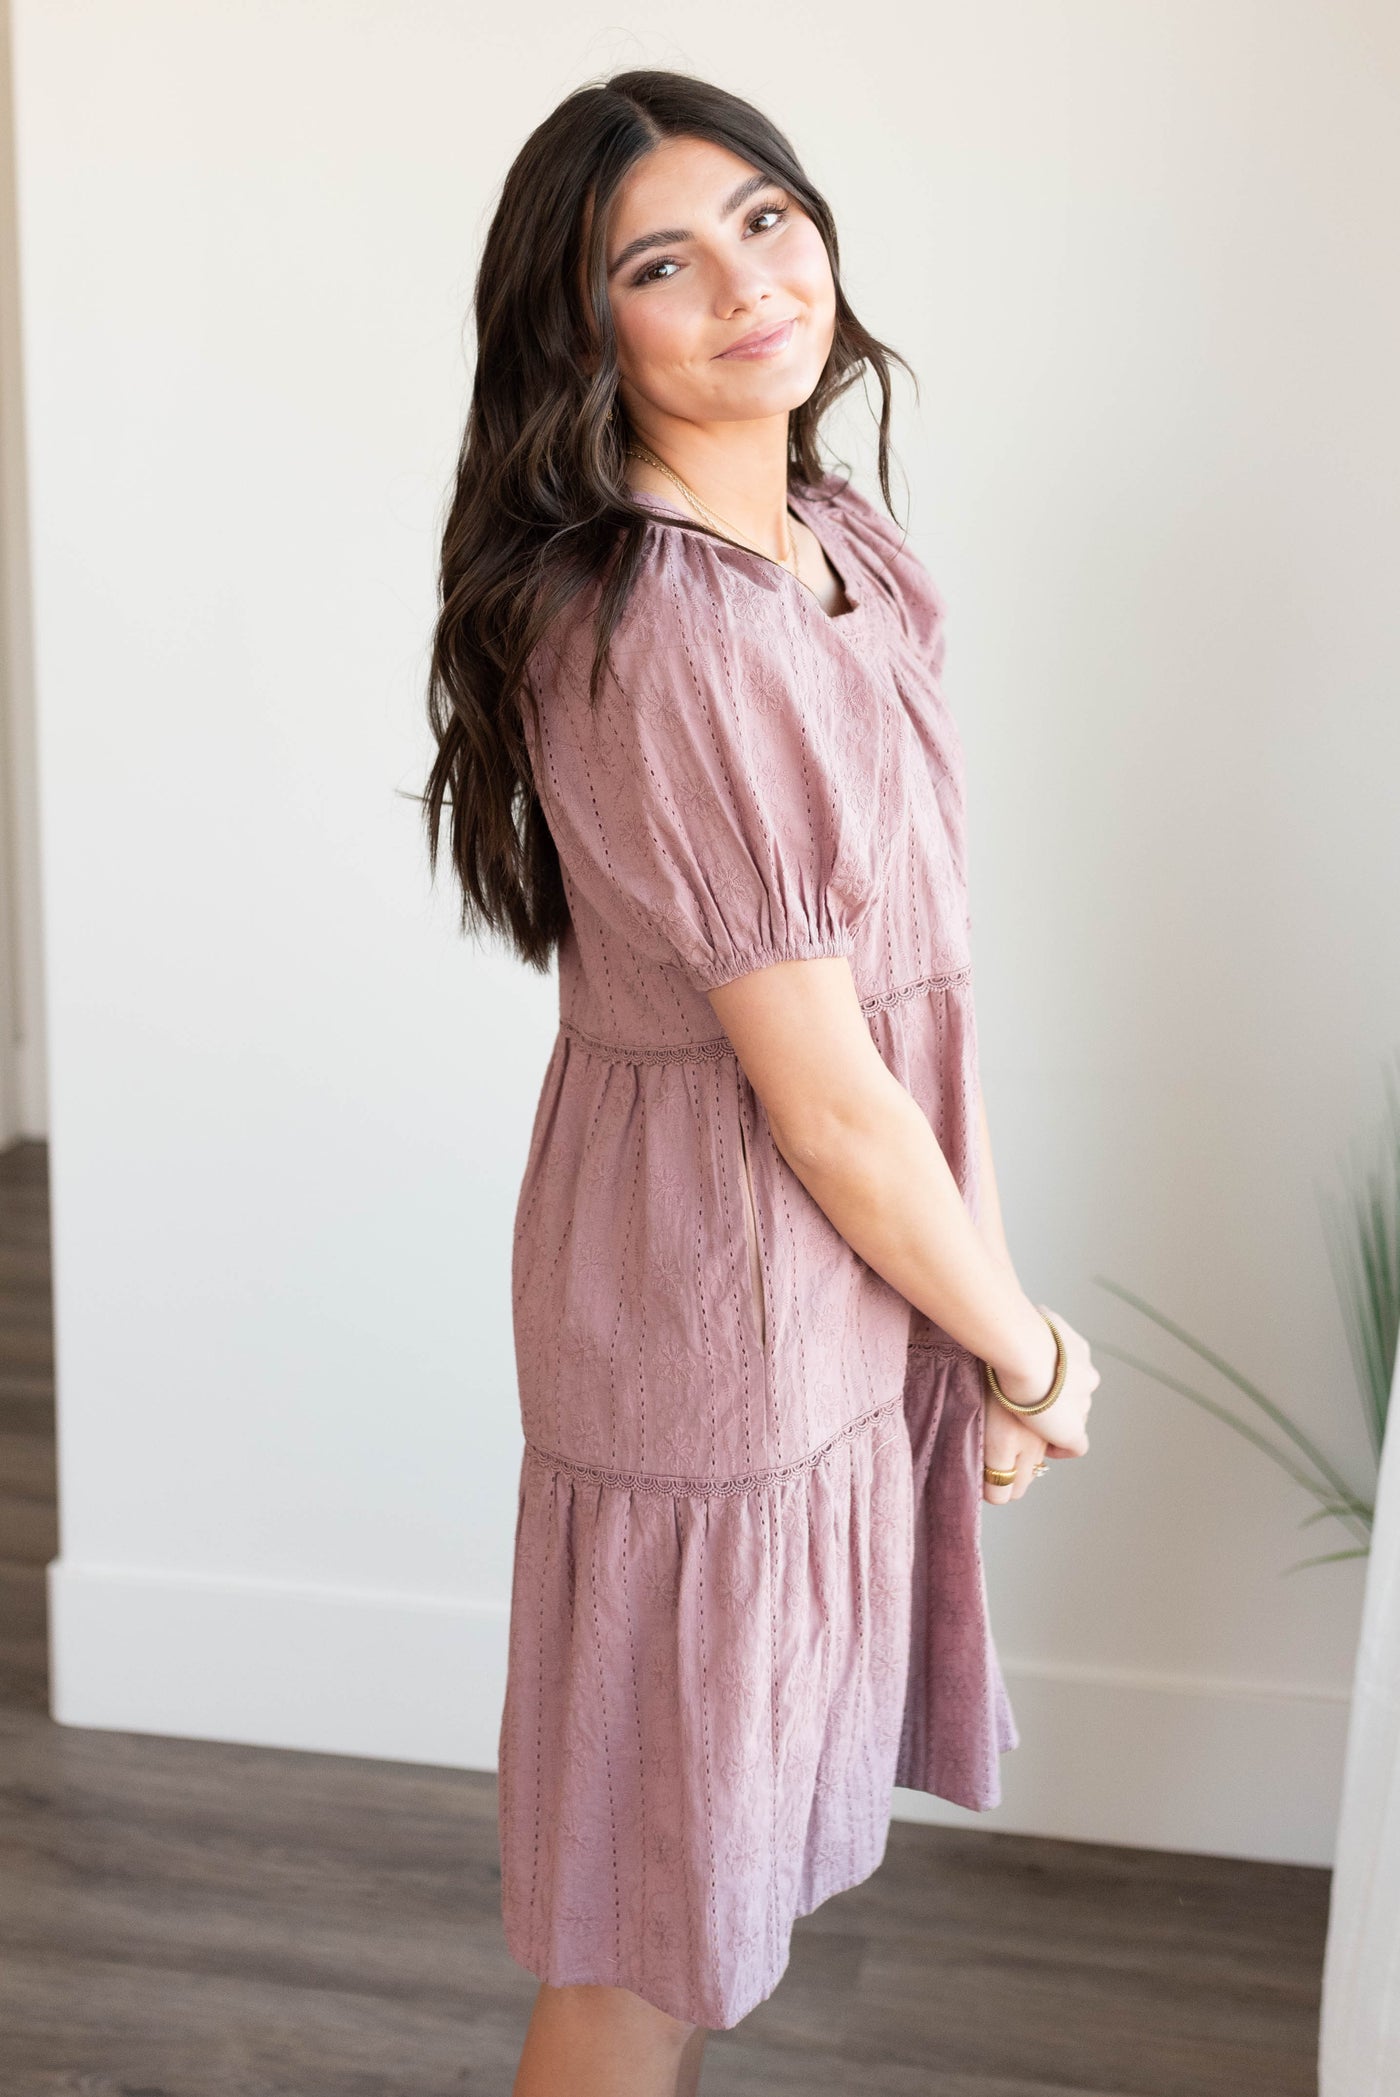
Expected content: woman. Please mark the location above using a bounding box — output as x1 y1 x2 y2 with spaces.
425 67 1098 2096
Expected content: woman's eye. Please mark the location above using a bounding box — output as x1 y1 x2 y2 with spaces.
631 201 789 285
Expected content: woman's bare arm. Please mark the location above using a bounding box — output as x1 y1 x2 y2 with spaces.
707 956 1054 1394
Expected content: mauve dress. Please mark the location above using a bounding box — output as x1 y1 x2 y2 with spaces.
498 472 1018 2030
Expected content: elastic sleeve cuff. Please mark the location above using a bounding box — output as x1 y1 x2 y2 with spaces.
682 936 858 994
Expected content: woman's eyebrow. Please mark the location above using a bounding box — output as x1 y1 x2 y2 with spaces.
606 172 774 279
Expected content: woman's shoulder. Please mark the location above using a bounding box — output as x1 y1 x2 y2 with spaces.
531 498 821 697
814 474 947 637
526 469 950 715
625 497 808 632
807 469 919 560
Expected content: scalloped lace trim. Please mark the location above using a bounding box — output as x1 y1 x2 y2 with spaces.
524 1390 911 1499
862 966 970 1017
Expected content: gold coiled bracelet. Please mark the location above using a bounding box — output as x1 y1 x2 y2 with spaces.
983 1310 1066 1418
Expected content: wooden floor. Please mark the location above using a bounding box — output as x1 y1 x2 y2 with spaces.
0 1138 1327 2095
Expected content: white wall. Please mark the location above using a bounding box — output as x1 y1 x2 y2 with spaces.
12 1 1400 1866
0 0 45 1143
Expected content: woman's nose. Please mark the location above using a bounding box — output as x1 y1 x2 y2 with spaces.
710 257 773 314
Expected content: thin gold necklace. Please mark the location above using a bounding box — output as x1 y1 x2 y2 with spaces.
626 442 800 578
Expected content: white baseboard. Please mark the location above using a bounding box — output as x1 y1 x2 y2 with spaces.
895 1653 1348 1868
49 1559 1348 1868
48 1558 509 1770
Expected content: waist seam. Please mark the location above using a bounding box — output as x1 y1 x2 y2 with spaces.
559 963 971 1067
524 1389 905 1499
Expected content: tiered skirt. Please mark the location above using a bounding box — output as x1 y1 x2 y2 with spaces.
497 1338 1017 2030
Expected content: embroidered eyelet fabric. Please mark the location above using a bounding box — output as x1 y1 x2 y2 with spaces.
499 474 1019 2030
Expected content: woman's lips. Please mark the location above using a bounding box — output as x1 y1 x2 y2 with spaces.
716 316 797 360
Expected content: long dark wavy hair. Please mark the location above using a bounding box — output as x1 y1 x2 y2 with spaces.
423 67 916 973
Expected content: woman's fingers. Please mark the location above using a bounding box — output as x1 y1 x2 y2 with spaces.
981 1424 1018 1504
982 1388 1096 1500
983 1406 1048 1503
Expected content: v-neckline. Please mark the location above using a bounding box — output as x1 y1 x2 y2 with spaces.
629 481 865 626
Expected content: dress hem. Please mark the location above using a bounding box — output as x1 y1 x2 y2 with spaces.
500 1818 898 2032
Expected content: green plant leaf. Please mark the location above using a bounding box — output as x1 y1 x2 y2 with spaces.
1088 1338 1372 1548
1092 1280 1366 1511
1281 1547 1371 1574
1298 1498 1374 1529
1318 1049 1400 1462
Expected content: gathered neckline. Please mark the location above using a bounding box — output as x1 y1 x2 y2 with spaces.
629 481 864 625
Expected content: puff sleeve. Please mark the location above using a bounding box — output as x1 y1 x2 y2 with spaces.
524 529 893 994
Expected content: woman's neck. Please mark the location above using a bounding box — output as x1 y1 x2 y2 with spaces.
624 434 791 556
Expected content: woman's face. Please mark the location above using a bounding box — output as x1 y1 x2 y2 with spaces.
598 134 836 432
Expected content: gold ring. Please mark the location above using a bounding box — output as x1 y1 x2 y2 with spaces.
983 1463 1017 1486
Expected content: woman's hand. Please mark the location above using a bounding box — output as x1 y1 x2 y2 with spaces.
982 1304 1098 1504
982 1400 1050 1503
